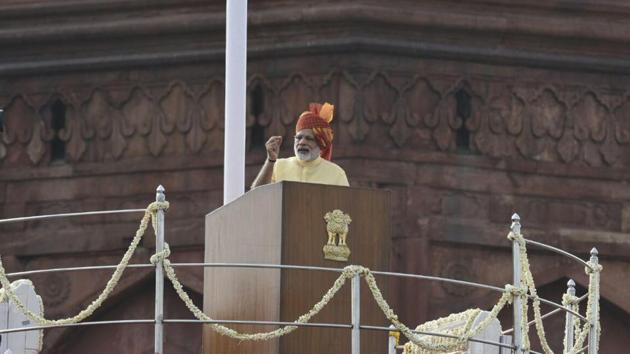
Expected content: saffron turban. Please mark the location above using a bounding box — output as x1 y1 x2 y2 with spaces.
296 102 335 160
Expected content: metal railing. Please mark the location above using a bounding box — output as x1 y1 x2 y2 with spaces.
505 214 599 354
0 185 601 354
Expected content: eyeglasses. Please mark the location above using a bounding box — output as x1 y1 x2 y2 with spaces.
294 134 316 142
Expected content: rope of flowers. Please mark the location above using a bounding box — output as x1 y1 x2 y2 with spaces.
0 201 169 325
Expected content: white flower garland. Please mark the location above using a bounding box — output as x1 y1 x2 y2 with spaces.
399 285 517 353
162 260 366 340
369 271 516 353
0 201 169 325
508 232 602 354
401 233 602 354
562 293 580 353
0 201 602 354
162 252 514 352
401 309 481 354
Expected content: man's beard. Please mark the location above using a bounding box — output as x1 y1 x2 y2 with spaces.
295 145 321 161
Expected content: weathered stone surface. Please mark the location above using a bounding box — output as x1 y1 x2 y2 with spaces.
0 1 629 353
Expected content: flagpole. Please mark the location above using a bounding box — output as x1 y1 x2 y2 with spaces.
224 0 248 205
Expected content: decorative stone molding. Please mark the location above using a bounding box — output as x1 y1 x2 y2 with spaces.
1 70 630 170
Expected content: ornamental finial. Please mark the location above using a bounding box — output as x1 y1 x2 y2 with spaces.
510 213 521 235
566 279 576 296
156 185 166 202
589 247 599 265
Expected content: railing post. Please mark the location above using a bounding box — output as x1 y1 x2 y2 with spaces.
499 335 513 354
587 248 600 354
155 185 166 354
388 324 397 354
511 213 523 354
564 279 576 353
351 274 360 354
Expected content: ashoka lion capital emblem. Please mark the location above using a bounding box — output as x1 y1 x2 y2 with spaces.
323 209 352 262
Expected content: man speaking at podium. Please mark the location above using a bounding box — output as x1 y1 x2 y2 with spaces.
251 102 349 188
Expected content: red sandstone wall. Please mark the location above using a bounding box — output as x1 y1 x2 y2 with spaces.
0 1 629 353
